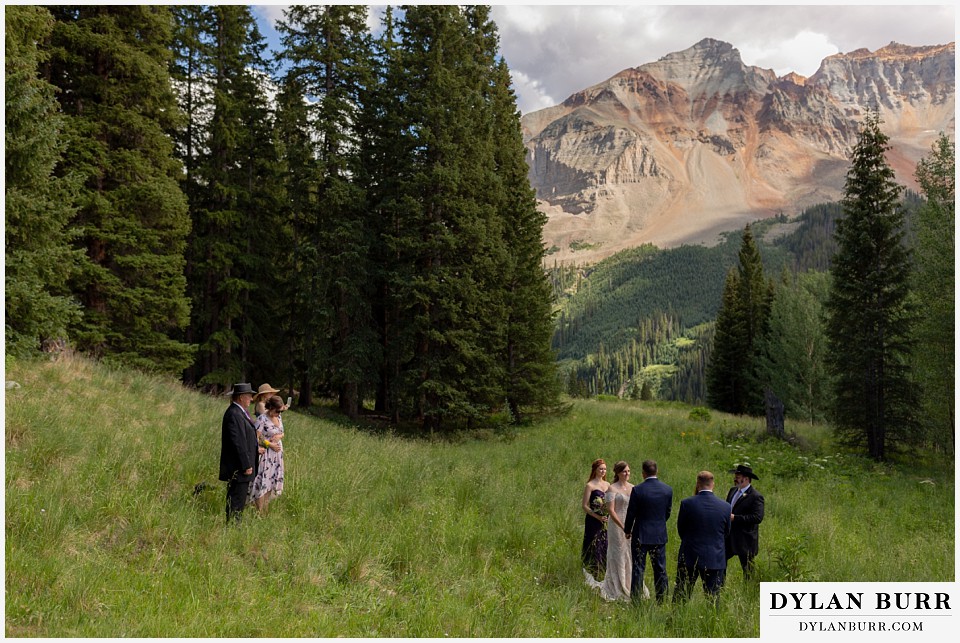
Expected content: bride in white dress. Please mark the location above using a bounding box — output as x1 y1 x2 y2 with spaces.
585 461 650 601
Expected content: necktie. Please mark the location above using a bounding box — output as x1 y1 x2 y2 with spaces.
732 488 743 507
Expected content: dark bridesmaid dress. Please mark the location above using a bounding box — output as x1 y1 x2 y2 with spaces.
581 488 608 577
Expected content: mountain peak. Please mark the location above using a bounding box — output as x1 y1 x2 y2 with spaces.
521 38 954 261
638 38 770 98
654 37 740 65
825 41 955 63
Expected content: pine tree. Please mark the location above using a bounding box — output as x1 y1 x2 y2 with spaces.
5 5 83 357
825 111 918 460
359 5 406 420
757 271 832 424
707 269 747 413
706 225 772 414
169 5 214 191
380 5 501 430
276 4 376 417
912 133 954 452
44 6 193 373
178 5 277 388
488 54 560 421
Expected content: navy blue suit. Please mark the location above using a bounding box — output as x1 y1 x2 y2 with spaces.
675 490 731 599
623 477 673 600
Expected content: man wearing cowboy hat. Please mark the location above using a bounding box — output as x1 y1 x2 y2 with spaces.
220 383 261 524
725 464 765 579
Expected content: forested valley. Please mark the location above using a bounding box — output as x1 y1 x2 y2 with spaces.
551 165 954 460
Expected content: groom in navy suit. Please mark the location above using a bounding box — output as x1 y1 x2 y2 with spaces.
674 470 731 601
623 460 673 602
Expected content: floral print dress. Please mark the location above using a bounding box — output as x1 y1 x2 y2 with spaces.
248 413 284 503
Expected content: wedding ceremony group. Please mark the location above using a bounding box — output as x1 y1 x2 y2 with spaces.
581 458 764 603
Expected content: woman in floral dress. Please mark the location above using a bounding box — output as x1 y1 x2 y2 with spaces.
248 395 285 514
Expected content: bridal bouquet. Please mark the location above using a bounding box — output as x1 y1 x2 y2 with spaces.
590 495 608 530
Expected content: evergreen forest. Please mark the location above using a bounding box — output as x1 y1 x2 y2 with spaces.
5 5 559 432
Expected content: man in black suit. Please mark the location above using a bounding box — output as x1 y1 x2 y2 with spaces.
220 383 260 524
674 471 730 601
623 459 673 602
726 464 765 579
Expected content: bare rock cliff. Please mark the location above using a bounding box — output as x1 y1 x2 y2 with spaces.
523 39 955 262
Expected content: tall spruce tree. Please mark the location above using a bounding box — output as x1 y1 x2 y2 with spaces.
488 56 559 420
756 271 832 424
706 225 772 414
825 111 918 460
912 133 954 453
737 224 774 412
169 5 214 192
360 5 416 422
43 6 193 373
5 5 82 357
273 74 321 401
385 5 517 431
707 269 747 413
276 4 376 417
177 5 278 389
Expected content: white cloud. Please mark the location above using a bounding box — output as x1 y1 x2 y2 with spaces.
740 31 840 77
510 70 557 114
497 5 550 35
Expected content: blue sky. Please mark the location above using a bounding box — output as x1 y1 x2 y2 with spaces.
250 3 956 114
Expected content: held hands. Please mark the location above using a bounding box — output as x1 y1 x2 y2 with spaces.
244 467 253 475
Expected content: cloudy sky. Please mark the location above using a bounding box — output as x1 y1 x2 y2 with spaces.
251 3 956 114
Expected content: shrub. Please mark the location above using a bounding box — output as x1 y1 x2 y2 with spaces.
688 407 711 422
771 535 814 581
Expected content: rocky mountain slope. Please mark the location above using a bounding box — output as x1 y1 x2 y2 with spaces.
522 39 955 263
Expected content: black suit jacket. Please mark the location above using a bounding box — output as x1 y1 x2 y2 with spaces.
623 477 673 545
726 485 764 557
677 491 730 570
219 402 259 482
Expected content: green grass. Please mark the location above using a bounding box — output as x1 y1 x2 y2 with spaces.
5 354 954 636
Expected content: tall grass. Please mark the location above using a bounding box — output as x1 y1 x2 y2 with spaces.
5 355 954 636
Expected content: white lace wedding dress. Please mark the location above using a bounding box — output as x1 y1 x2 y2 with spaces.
584 489 650 601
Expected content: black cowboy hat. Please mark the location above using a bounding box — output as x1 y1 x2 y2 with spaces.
729 464 759 480
225 382 256 397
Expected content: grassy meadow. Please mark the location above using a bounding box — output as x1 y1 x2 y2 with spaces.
4 354 954 637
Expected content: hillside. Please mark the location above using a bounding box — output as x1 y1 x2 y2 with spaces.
5 355 954 636
523 39 955 262
549 197 925 401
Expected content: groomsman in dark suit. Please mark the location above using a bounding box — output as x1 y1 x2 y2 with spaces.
726 464 765 579
674 471 730 601
623 460 673 602
219 383 260 524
